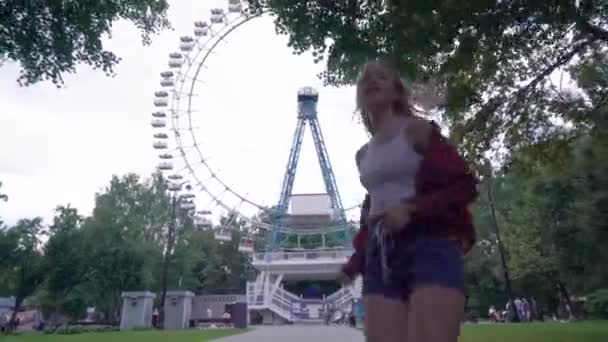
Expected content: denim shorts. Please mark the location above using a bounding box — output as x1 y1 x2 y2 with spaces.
362 223 464 300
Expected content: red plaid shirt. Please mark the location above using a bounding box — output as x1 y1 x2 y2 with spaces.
342 123 478 278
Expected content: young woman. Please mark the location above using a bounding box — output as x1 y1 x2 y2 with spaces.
341 59 478 342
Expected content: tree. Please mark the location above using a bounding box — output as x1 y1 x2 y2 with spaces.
488 126 608 315
0 0 171 86
461 113 608 316
0 181 7 202
91 173 170 250
0 181 7 227
252 0 607 159
464 186 513 316
78 173 171 321
81 220 148 323
35 173 172 323
0 218 47 331
41 205 91 320
0 227 19 294
192 213 254 295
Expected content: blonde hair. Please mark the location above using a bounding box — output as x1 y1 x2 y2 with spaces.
356 57 446 135
356 58 413 135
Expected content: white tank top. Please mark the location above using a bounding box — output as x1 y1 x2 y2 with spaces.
358 120 422 218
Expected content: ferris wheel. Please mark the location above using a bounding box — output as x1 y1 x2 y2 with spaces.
149 0 362 252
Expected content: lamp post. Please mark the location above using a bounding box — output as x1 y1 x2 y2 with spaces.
159 181 195 329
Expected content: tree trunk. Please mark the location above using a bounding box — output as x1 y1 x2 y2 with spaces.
159 194 178 329
7 259 28 333
486 179 520 322
7 296 24 332
557 280 575 318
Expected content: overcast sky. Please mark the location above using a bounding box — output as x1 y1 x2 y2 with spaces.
0 0 370 225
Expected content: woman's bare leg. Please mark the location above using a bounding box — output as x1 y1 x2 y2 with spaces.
407 286 464 342
364 295 408 342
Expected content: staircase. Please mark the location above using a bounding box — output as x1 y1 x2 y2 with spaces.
247 282 296 322
246 275 362 324
326 286 356 311
269 287 299 321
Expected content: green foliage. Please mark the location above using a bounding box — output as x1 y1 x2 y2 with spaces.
464 125 608 315
0 0 171 86
584 289 608 319
0 218 47 329
43 325 119 335
41 173 173 322
0 181 7 202
459 322 608 342
506 131 607 291
4 328 245 342
40 205 90 318
10 172 255 323
190 214 254 294
0 181 7 227
253 0 608 159
464 186 511 313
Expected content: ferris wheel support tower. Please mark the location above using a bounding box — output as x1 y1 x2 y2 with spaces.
248 87 361 325
269 86 348 251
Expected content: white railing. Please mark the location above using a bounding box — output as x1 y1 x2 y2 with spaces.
247 283 264 307
270 287 299 321
326 286 354 311
252 249 353 262
276 286 301 302
247 281 300 322
353 276 363 298
246 276 360 323
326 286 351 303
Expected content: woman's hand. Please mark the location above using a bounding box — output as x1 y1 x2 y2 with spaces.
381 203 416 234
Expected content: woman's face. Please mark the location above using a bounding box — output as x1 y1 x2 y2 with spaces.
358 61 396 114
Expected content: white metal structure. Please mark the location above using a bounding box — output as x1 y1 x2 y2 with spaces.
148 0 364 233
290 193 333 216
147 0 364 324
151 119 166 128
158 161 173 171
153 141 168 149
247 251 363 324
214 228 232 242
238 237 254 253
195 216 212 229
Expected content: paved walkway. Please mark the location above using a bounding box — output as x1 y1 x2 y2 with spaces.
213 325 364 342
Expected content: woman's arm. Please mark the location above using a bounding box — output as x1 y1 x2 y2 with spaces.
342 194 370 279
342 232 365 279
342 144 372 279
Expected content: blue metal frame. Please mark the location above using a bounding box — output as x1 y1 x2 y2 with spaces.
269 90 349 250
276 118 306 216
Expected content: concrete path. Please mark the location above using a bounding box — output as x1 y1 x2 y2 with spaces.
213 325 365 342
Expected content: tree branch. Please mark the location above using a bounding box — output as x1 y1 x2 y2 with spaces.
573 9 608 42
563 1 608 42
579 21 608 42
466 39 594 151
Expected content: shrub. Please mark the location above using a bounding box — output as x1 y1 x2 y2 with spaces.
583 289 608 319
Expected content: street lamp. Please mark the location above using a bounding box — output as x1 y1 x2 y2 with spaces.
159 180 196 329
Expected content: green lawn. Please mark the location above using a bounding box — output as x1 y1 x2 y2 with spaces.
2 322 607 342
459 321 608 342
1 329 244 342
